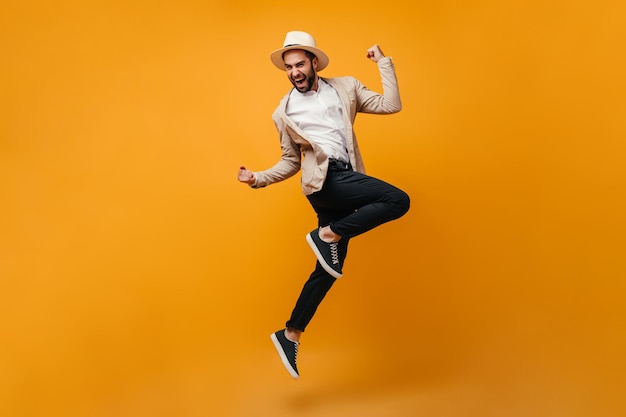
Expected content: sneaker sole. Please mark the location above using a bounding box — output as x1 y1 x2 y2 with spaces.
270 333 300 379
305 233 343 279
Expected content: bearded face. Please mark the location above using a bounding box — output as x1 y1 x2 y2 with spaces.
283 49 319 93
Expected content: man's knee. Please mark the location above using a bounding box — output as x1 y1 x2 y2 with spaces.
393 190 410 218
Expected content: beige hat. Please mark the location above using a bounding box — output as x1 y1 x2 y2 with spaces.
270 31 329 71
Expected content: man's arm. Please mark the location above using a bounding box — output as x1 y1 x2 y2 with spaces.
237 120 302 189
356 44 402 114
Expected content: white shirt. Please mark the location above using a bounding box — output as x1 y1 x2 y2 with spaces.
285 78 349 163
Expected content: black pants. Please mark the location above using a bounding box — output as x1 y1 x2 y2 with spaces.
285 159 410 331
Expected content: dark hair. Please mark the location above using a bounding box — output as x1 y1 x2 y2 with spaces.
282 49 317 63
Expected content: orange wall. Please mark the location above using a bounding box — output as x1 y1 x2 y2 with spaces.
1 1 625 416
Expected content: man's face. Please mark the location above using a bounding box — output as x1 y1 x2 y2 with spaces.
283 49 318 93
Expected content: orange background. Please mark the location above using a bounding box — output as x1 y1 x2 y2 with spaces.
2 1 625 416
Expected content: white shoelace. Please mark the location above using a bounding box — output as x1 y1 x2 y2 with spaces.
329 242 339 265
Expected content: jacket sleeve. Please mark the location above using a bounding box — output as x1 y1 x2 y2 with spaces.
356 57 402 114
251 118 301 189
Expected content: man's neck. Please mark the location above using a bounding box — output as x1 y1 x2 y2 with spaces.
310 76 319 92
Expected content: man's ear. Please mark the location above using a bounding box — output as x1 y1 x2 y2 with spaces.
312 56 318 70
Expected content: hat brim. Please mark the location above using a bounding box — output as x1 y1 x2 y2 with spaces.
270 45 329 72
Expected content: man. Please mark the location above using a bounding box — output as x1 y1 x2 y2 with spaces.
237 31 410 379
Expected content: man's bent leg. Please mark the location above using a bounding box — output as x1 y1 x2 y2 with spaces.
308 170 410 239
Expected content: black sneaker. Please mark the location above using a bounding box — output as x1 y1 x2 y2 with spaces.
306 228 343 278
270 329 300 379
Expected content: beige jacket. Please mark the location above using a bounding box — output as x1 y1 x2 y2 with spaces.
253 57 401 195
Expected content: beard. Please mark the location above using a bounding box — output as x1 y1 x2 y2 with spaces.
290 67 317 93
